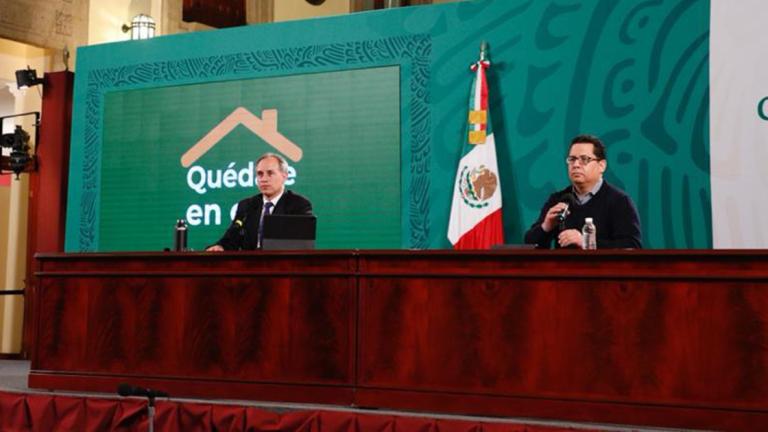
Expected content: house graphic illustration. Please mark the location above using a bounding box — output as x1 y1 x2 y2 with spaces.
180 107 302 168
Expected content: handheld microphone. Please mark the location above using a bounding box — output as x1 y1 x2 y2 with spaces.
117 383 169 399
557 192 576 230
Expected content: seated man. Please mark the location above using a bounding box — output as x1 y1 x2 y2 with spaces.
207 152 313 251
524 134 642 249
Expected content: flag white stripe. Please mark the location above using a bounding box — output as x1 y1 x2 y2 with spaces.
447 132 502 244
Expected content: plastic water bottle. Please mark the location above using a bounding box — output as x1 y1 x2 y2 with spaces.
174 219 188 251
581 217 597 250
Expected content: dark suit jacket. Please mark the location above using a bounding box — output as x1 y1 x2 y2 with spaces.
214 190 313 250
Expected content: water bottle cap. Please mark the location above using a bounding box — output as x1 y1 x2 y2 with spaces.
585 217 593 223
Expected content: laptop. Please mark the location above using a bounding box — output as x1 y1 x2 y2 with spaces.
261 214 317 250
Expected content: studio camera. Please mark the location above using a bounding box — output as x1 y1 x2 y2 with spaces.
1 114 38 179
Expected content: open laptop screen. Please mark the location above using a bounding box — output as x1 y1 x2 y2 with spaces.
261 214 317 250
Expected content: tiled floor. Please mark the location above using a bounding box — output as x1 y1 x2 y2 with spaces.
0 360 28 392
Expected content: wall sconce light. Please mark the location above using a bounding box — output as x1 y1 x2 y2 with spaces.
15 67 45 89
122 14 156 40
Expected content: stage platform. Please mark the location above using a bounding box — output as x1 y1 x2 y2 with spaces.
0 360 681 431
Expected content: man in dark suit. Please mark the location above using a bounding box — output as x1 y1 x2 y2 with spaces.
206 152 313 251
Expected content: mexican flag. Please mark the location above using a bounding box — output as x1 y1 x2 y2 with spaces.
447 49 504 249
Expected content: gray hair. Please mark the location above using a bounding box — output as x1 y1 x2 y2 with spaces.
256 152 289 174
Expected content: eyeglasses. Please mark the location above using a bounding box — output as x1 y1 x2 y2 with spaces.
566 155 600 166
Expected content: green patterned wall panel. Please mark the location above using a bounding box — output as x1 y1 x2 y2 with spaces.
66 0 711 251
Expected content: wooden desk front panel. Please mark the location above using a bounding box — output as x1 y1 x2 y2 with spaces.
37 275 353 383
356 251 768 425
32 252 356 401
30 250 768 429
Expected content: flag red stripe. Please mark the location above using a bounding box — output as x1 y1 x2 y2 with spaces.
452 208 503 250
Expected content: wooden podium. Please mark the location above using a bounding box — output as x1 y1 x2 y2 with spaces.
31 250 768 430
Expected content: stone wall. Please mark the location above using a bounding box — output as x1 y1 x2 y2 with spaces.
0 0 87 68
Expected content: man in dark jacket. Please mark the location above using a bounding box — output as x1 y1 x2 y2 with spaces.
524 134 642 249
207 152 312 251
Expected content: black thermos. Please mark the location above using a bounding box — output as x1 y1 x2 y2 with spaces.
174 219 188 251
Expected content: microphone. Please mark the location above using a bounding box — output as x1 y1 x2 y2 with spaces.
219 199 258 250
235 208 253 240
557 192 576 230
233 199 258 233
117 383 169 399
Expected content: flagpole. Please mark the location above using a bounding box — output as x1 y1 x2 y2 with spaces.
447 41 504 249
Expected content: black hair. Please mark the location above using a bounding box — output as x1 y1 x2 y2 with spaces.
569 134 606 160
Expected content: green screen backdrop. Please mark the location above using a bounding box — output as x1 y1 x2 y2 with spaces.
100 68 400 251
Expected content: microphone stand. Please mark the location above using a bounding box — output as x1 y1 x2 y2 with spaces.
117 384 166 432
147 394 156 432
